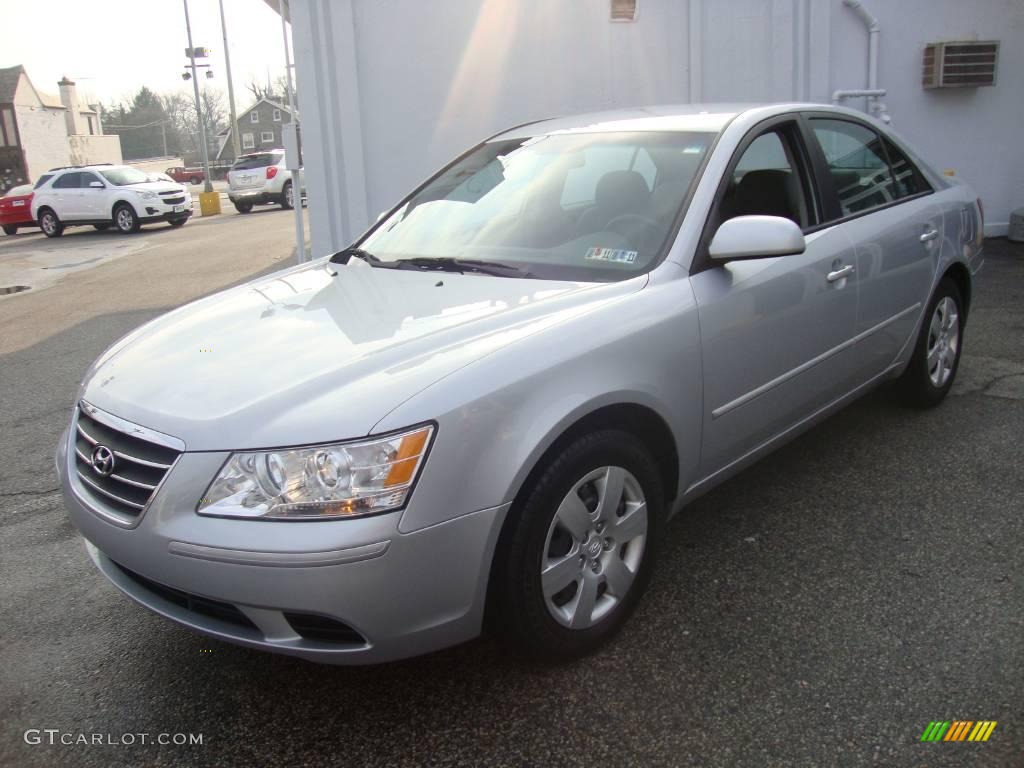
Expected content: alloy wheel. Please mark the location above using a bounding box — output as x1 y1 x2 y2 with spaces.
926 296 959 387
116 208 134 232
41 214 56 235
541 466 647 629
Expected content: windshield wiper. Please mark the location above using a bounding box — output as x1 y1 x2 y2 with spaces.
329 247 384 266
391 257 532 278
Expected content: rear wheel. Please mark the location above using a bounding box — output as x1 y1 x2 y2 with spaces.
280 181 294 210
489 430 663 660
168 219 186 228
897 277 964 408
93 223 111 231
113 203 140 234
2 225 17 235
190 176 201 185
233 202 253 214
39 209 63 238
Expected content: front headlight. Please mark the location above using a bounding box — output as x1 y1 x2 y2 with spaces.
197 425 434 520
134 190 157 200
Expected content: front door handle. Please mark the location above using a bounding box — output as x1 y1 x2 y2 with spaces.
827 264 855 283
920 228 939 243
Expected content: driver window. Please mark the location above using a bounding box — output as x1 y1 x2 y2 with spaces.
720 128 811 229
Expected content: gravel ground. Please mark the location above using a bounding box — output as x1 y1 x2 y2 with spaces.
0 237 1021 768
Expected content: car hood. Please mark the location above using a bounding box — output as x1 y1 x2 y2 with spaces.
81 259 643 450
117 180 184 194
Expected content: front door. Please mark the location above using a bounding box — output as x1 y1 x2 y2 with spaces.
689 120 860 477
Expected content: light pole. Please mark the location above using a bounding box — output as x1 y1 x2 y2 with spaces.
182 0 214 196
218 0 241 161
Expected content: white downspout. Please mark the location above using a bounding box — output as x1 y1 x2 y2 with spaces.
839 0 890 123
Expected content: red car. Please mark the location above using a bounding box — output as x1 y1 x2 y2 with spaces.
0 184 36 235
165 166 206 185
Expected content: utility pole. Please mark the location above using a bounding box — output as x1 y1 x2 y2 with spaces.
280 0 306 262
218 0 241 160
183 0 214 195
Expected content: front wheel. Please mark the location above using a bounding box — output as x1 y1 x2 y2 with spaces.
897 277 964 408
280 181 294 210
113 203 140 234
2 225 17 236
489 430 664 660
39 209 63 238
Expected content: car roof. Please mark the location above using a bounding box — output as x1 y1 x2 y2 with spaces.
491 102 860 140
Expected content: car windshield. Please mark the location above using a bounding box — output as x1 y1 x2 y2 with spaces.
358 131 714 281
100 167 152 186
232 152 282 170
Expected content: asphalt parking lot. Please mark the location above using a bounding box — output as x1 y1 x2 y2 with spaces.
0 234 1021 767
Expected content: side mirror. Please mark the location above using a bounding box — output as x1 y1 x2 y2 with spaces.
709 215 805 261
88 181 104 189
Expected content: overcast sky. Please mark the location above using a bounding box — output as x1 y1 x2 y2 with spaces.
2 0 290 107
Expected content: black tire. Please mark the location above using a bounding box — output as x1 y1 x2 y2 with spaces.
2 225 17 235
38 208 63 238
488 429 664 661
168 219 186 228
93 223 111 231
113 203 140 234
233 202 253 214
280 181 294 210
190 176 201 185
897 277 964 408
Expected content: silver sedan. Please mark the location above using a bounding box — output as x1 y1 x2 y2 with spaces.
57 103 982 663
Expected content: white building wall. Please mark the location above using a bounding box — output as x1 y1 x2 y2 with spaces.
291 0 1022 255
13 79 69 181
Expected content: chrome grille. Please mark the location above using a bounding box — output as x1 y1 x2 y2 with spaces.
73 404 181 521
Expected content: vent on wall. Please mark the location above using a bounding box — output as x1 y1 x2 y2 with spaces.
922 41 999 89
611 0 638 22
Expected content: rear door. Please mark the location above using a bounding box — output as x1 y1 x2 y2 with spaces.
51 172 85 219
689 117 860 476
805 117 940 378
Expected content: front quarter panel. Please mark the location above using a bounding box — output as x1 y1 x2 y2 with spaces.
374 267 702 534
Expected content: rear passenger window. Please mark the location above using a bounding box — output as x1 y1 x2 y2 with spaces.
53 172 81 189
811 119 895 216
882 137 930 199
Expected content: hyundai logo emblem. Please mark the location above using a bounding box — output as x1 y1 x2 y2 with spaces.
91 445 116 477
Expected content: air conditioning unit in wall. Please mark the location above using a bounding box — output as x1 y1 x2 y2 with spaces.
922 41 999 89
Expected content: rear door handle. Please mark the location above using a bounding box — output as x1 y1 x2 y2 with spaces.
827 264 855 283
920 228 939 243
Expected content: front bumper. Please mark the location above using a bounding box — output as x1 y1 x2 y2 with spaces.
57 424 508 664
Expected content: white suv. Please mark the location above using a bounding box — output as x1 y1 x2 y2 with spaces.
31 164 193 237
226 150 305 213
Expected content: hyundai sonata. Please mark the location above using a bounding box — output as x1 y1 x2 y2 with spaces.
57 103 983 663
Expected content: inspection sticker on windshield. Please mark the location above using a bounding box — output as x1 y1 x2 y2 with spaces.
585 247 638 264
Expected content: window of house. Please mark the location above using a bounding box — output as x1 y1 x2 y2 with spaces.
272 109 281 122
86 115 96 135
250 111 259 123
260 131 274 144
611 0 638 21
881 137 931 199
810 118 895 216
0 107 17 147
242 133 255 150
